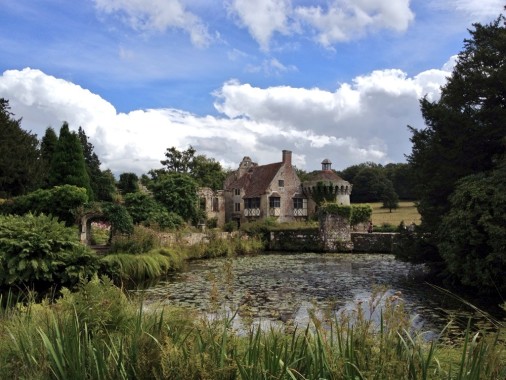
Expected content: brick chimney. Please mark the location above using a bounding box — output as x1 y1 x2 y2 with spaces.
282 150 292 166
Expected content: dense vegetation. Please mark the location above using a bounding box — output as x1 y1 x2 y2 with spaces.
402 14 506 295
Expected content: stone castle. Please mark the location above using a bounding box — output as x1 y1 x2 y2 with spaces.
198 150 352 227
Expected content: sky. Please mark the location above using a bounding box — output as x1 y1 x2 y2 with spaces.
0 0 504 176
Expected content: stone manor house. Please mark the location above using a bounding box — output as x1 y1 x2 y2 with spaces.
198 150 352 227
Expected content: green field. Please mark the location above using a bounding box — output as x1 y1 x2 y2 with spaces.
367 201 420 227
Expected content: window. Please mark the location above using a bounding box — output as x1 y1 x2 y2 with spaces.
269 197 280 208
278 179 284 188
244 197 260 209
234 202 241 212
212 197 219 212
199 197 206 210
234 188 241 196
293 198 303 209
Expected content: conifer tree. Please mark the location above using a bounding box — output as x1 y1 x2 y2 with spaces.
48 122 93 198
39 127 58 188
0 98 41 196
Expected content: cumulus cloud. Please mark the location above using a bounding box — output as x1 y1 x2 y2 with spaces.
0 61 452 175
93 0 212 47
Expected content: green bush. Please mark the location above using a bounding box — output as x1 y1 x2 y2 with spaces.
0 213 99 290
350 204 372 226
223 220 237 232
0 185 88 225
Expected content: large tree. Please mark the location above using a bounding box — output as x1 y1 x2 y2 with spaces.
48 122 93 198
0 99 41 197
159 146 227 190
77 127 116 201
408 14 506 234
148 172 200 223
438 161 506 294
39 127 58 188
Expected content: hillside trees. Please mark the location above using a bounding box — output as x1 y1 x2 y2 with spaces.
0 99 41 197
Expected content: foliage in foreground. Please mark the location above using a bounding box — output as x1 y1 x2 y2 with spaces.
0 213 100 290
1 278 504 379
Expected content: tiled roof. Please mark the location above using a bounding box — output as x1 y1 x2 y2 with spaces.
226 162 283 198
306 170 349 184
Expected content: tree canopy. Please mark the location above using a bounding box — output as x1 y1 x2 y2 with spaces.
48 122 93 198
404 13 506 293
0 99 41 197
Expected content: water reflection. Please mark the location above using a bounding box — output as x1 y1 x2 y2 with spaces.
134 253 504 334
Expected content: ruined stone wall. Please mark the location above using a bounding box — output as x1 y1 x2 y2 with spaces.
318 212 353 252
268 228 323 252
351 232 399 253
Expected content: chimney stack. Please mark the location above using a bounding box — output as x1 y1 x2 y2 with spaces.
282 150 292 166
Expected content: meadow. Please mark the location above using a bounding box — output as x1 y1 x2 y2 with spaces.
369 201 421 227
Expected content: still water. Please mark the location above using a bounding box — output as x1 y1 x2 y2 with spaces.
136 253 504 334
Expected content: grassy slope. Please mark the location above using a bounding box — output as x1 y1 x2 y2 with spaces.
365 201 421 227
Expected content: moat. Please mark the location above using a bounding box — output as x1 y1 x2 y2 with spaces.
136 253 505 334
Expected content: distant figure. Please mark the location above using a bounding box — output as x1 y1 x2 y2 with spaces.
408 222 416 232
367 220 373 233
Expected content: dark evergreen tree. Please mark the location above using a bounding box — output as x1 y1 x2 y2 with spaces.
39 127 58 188
0 98 41 197
77 127 116 201
117 172 139 194
48 122 93 198
408 14 506 233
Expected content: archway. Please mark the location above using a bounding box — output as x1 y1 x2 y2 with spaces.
79 212 111 247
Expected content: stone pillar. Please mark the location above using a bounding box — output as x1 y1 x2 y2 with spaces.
319 211 353 252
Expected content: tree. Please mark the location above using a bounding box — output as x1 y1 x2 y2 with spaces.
437 161 506 294
39 127 58 187
384 163 416 200
408 14 506 233
191 155 227 190
149 172 200 222
117 172 139 194
77 127 116 201
48 122 93 198
351 166 393 203
0 99 41 197
161 145 196 173
159 146 227 190
381 181 399 212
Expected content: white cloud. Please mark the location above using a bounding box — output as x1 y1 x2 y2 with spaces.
227 0 415 49
245 58 298 75
0 62 452 175
295 0 415 47
93 0 212 47
227 0 293 51
433 0 504 21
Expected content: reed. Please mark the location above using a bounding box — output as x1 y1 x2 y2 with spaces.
0 278 504 379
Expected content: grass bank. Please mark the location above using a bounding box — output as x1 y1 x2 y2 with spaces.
368 201 421 227
1 277 504 379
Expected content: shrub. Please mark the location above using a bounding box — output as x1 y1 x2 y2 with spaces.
0 213 100 290
0 185 88 225
223 220 237 232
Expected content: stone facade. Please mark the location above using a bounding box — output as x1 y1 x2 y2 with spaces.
200 150 352 227
223 150 305 226
197 187 225 227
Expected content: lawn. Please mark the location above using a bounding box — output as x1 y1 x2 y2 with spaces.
367 201 420 227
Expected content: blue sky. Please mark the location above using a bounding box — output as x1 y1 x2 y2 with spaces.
0 0 503 175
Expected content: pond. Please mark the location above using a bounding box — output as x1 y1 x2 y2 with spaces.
135 253 505 335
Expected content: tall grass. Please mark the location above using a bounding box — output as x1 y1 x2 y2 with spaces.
1 278 504 379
